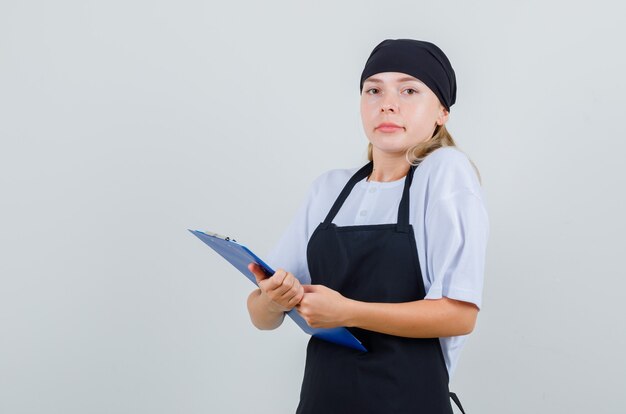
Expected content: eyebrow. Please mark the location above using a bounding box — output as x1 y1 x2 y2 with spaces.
363 76 425 85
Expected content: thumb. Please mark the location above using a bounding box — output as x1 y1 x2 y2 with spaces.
248 263 269 285
303 284 319 293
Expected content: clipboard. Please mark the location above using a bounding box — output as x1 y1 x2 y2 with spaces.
189 229 367 352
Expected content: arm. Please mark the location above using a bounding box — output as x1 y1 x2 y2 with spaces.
345 296 478 337
296 284 477 337
294 152 488 337
246 263 304 330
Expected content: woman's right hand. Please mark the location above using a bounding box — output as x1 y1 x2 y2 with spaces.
248 263 305 312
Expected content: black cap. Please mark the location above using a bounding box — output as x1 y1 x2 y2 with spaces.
360 39 457 111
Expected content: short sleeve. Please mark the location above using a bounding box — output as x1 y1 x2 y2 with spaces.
418 148 489 310
423 189 489 309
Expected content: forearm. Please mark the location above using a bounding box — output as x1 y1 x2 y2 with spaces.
344 297 478 338
247 288 287 330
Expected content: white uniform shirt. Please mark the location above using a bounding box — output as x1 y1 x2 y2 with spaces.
265 146 490 379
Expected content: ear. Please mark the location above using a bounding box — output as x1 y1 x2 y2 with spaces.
436 105 450 126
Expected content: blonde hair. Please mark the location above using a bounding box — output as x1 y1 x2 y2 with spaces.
366 123 482 184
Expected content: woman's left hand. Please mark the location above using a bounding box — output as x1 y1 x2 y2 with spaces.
295 285 352 329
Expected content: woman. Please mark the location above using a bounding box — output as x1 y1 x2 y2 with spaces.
246 39 489 413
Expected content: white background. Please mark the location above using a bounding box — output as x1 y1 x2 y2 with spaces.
1 1 624 413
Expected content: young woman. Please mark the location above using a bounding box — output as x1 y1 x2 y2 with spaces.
246 38 489 414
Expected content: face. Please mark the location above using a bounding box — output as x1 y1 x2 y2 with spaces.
360 72 449 157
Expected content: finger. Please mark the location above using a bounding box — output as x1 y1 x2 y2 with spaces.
271 271 295 296
263 274 293 304
276 269 289 286
283 283 303 306
278 276 297 299
291 288 305 306
289 281 304 303
297 292 309 308
264 269 287 290
294 294 304 308
279 292 297 309
248 263 268 285
269 279 296 308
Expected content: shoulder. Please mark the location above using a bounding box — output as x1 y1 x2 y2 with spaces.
296 166 361 225
416 146 482 197
420 146 474 174
308 166 360 194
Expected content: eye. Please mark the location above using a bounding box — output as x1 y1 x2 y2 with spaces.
403 88 418 95
365 88 379 95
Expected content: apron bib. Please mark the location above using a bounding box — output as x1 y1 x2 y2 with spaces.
296 161 465 414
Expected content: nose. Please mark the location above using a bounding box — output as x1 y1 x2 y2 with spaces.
380 96 398 113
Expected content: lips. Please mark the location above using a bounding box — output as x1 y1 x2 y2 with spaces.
376 122 404 132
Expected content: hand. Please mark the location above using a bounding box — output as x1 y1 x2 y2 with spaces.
248 263 304 312
296 285 351 329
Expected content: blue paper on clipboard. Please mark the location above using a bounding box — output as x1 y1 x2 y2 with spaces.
189 229 367 352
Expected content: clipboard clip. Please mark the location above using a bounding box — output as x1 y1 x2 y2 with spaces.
201 230 237 243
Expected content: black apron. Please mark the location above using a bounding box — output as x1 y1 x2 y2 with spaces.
296 161 466 414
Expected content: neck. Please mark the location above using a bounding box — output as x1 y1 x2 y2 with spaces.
367 150 411 182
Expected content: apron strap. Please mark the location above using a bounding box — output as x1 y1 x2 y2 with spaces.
321 161 419 231
396 164 417 233
449 392 467 414
321 161 373 228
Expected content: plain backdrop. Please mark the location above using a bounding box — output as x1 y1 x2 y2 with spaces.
1 1 625 413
